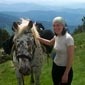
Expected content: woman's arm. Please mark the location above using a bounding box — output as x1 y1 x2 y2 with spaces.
65 45 74 74
38 37 55 46
62 45 74 83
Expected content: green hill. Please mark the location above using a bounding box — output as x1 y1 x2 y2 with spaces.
72 32 85 85
0 32 85 85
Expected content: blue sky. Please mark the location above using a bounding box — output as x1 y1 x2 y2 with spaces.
0 0 85 6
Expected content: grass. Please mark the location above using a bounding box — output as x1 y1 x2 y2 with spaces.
0 60 53 85
72 32 85 85
0 32 85 85
0 61 17 85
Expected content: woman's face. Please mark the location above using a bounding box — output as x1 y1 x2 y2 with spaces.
53 22 64 35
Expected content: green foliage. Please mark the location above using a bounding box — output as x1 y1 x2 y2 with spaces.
0 28 10 47
0 54 12 64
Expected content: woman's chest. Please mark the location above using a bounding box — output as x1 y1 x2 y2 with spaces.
54 37 67 53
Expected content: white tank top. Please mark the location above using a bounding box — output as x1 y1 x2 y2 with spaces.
54 32 74 66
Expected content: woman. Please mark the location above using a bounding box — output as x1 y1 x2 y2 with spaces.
37 16 74 85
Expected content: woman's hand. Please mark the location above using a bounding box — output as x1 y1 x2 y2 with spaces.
61 72 68 83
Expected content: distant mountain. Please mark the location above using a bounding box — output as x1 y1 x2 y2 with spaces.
2 10 84 26
0 5 85 34
0 13 18 33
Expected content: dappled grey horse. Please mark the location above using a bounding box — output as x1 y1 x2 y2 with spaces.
12 18 45 85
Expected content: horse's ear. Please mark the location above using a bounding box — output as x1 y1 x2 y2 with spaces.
28 20 33 28
12 22 18 31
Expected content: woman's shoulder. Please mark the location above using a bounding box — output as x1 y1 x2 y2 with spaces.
65 32 74 46
66 32 73 39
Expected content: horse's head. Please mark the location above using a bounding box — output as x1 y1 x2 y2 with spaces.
12 18 35 75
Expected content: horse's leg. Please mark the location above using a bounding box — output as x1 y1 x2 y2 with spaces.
31 47 44 85
13 58 24 85
33 66 41 85
30 68 34 83
15 69 24 85
30 68 35 85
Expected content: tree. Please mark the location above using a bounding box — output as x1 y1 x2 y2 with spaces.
0 28 10 47
82 16 85 31
73 16 85 34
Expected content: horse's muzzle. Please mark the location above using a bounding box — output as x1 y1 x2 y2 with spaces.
19 66 31 75
17 55 32 75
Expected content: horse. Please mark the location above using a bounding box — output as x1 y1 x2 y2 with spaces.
3 18 54 85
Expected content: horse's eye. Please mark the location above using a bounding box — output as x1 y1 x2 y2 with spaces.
16 40 19 42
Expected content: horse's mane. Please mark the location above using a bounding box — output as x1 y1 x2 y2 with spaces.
31 22 54 53
31 23 40 46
